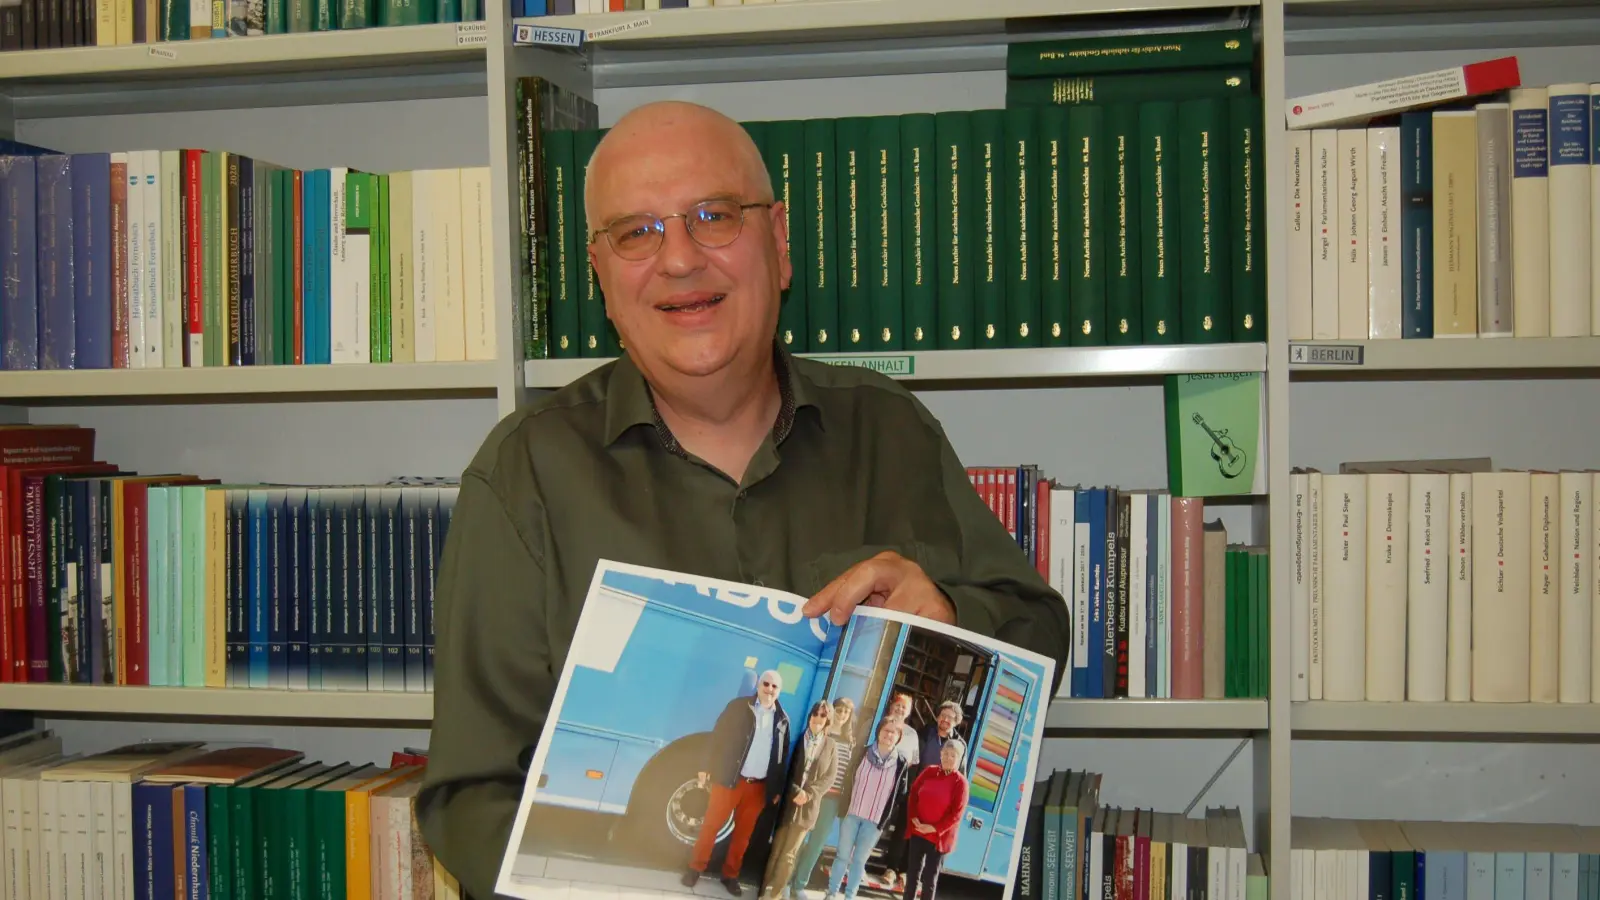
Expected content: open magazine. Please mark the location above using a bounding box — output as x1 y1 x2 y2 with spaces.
497 559 1054 900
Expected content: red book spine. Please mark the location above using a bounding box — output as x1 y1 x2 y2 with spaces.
1134 828 1150 900
185 150 204 363
109 159 128 368
126 485 148 686
23 477 46 681
1035 478 1050 581
1170 496 1206 699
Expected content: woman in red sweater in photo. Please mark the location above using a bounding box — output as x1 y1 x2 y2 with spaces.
900 737 969 900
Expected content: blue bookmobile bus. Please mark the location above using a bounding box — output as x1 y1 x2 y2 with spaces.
534 566 1045 887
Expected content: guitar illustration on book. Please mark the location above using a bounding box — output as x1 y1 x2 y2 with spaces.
1192 412 1247 479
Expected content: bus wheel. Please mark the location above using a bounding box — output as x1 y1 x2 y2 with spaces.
624 736 735 864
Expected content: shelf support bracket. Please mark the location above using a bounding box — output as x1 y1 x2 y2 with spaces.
1182 735 1250 817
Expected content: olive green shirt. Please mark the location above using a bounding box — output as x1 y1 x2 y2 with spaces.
416 345 1070 899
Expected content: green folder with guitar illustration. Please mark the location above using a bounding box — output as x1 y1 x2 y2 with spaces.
1163 372 1265 496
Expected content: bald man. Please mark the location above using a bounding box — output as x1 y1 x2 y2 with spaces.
417 101 1069 899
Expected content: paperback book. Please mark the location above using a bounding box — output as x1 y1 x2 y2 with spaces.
496 559 1055 900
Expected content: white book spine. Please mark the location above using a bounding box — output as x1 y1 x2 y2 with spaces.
329 167 353 363
1128 497 1147 699
1476 103 1513 336
126 153 145 369
23 778 43 900
1364 472 1408 700
412 169 437 363
1291 470 1310 701
1447 471 1474 701
1073 514 1090 691
1320 473 1367 701
89 781 112 900
62 781 89 900
1510 87 1551 337
160 150 184 367
1338 128 1368 340
1049 486 1076 697
463 166 496 362
144 149 163 368
40 779 59 900
1558 471 1591 702
1471 470 1532 702
1288 130 1313 339
1529 472 1560 703
433 167 467 361
1547 83 1592 336
1367 127 1401 338
1308 471 1323 700
1158 495 1172 699
343 176 371 365
1407 472 1449 701
1593 471 1600 700
1311 129 1340 339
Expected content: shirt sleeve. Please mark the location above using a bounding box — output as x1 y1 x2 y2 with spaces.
915 400 1073 695
415 469 553 900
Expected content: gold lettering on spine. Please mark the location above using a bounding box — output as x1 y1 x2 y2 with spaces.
1049 139 1060 282
1200 129 1212 275
1016 138 1028 281
812 151 826 290
879 149 889 288
912 147 924 287
948 143 960 286
983 142 995 284
1079 136 1091 279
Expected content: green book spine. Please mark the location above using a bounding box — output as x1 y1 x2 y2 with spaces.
1007 27 1254 77
165 0 188 41
834 116 870 351
1225 546 1240 697
1038 106 1071 346
313 0 332 29
1002 106 1040 347
866 115 902 350
310 790 347 900
1177 97 1233 343
1066 105 1105 345
339 0 366 26
899 112 938 350
572 128 607 358
763 119 810 354
1103 103 1142 345
1230 96 1266 342
383 0 426 25
933 110 974 349
802 118 839 353
970 108 1007 348
209 785 233 900
259 166 276 367
378 174 392 362
232 784 260 898
435 0 458 23
280 170 295 365
289 0 310 30
1138 101 1182 344
1006 69 1253 107
545 129 579 359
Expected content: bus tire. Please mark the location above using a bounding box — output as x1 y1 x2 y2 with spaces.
623 734 735 865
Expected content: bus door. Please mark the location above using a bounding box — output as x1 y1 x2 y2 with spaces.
941 655 1042 882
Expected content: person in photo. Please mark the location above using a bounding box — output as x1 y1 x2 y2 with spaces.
760 700 840 900
901 738 970 900
684 669 793 896
876 691 921 892
822 716 913 900
788 697 856 898
918 702 964 768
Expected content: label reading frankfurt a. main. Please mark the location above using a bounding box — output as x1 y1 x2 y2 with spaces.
455 21 488 46
587 16 651 40
1289 343 1364 365
514 22 583 48
809 354 916 377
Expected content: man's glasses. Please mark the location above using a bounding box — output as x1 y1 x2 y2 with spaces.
591 198 772 261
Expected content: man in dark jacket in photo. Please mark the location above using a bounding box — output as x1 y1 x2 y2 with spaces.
686 668 793 895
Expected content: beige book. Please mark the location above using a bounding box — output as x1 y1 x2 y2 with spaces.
1471 470 1531 701
1509 87 1551 337
1407 472 1449 702
1447 472 1474 701
1529 471 1560 703
1320 473 1367 701
432 168 468 362
1364 472 1408 701
1337 128 1368 340
1431 110 1478 336
40 741 204 783
390 171 417 363
1202 519 1228 698
1310 129 1340 339
461 167 496 362
1287 129 1313 340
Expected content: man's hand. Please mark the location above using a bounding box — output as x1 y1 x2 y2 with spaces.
793 791 809 806
803 551 956 627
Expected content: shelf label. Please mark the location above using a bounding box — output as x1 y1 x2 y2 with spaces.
1289 343 1364 366
455 21 489 46
587 16 651 40
807 354 915 377
514 22 584 48
147 45 177 60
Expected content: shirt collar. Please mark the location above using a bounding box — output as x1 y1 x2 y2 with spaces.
602 340 816 456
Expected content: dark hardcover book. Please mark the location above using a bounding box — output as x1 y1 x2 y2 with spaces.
381 487 404 692
763 118 809 354
239 156 256 365
327 488 350 690
35 154 75 369
970 108 1006 349
1002 107 1040 348
287 488 309 691
899 112 937 349
401 489 423 691
1228 97 1264 341
70 153 111 369
1399 111 1434 338
1 155 39 370
426 487 450 692
366 487 386 691
133 782 178 900
68 478 90 683
85 479 105 683
306 489 323 690
933 110 974 349
226 490 246 687
544 128 578 358
267 488 287 689
866 115 902 351
802 117 839 353
833 115 870 351
1114 491 1131 697
350 488 370 688
246 490 268 688
1102 103 1142 346
1067 104 1105 346
1100 487 1120 698
1137 102 1181 344
1177 97 1232 343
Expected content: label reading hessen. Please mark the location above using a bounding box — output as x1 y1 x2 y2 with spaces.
514 22 583 48
1289 343 1365 366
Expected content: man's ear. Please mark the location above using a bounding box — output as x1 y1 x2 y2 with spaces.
769 201 793 291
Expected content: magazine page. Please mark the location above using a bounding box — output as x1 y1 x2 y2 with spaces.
497 559 1054 900
497 559 841 900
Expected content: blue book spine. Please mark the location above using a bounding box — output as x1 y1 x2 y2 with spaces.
69 153 111 369
306 489 323 690
35 154 74 370
327 488 348 689
1070 490 1090 698
381 487 403 691
427 487 451 693
402 489 422 692
133 782 175 900
226 490 247 687
287 488 309 690
332 488 355 690
1 155 39 369
368 488 388 691
268 488 288 689
315 170 332 364
1085 488 1106 699
348 488 368 688
248 490 269 687
182 784 208 900
1400 112 1433 338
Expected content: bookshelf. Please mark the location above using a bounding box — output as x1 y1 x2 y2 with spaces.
1 0 1598 897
